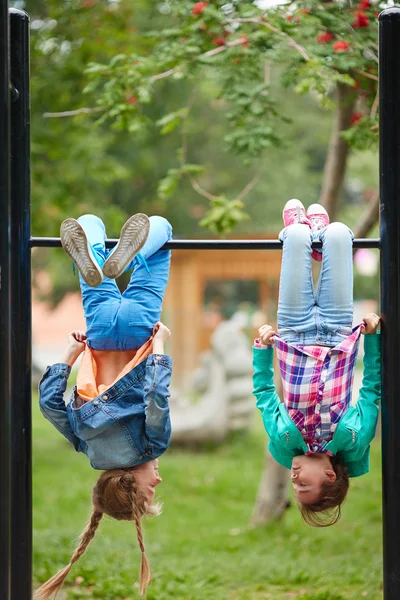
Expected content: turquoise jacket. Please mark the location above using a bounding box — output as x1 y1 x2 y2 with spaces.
253 334 381 477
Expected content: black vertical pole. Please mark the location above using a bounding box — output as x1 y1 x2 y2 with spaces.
379 7 400 600
0 2 11 600
9 9 31 600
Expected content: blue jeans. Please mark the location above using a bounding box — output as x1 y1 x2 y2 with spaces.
77 214 172 351
277 222 354 346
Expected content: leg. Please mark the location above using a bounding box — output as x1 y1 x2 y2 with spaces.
315 222 354 344
118 217 172 348
277 224 317 342
75 215 121 347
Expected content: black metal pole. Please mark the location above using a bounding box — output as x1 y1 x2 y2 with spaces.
29 237 381 250
379 8 400 600
0 3 11 600
10 9 31 600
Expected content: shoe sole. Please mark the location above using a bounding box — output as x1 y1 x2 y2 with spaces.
60 219 103 287
102 213 150 279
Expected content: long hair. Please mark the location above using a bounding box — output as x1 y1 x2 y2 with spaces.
33 469 161 599
298 455 350 527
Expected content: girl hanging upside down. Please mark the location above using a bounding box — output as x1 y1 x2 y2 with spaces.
35 213 173 598
253 200 381 527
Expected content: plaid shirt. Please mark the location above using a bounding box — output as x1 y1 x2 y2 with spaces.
255 327 361 454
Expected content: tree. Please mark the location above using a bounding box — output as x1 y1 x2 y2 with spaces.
79 0 380 232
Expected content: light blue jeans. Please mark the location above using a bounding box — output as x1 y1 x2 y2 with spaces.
277 222 354 346
77 214 172 351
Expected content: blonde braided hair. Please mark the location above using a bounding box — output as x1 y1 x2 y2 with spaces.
34 469 160 599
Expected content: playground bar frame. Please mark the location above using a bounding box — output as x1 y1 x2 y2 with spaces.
30 237 380 250
379 8 400 599
1 5 400 600
10 9 32 600
0 0 11 598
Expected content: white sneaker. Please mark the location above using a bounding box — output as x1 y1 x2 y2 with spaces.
102 213 150 279
60 218 103 287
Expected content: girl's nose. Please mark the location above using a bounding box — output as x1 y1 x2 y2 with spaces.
291 472 298 481
156 475 163 484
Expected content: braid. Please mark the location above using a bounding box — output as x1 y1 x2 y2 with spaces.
33 510 103 600
34 468 160 599
133 500 152 596
71 510 103 564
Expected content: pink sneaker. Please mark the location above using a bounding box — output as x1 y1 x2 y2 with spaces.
282 199 311 228
307 203 330 262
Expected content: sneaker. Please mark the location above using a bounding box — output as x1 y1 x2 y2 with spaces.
60 218 103 287
102 213 150 279
307 203 330 262
282 199 311 228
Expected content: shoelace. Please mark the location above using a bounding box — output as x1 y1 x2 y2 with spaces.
310 216 327 230
294 205 309 225
136 252 151 277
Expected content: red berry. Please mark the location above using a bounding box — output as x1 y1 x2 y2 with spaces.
353 11 369 28
317 32 334 43
350 111 363 125
333 40 350 52
212 36 226 46
359 0 370 8
125 95 137 105
240 35 249 46
192 2 208 15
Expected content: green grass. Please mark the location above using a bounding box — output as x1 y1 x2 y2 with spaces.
33 397 383 600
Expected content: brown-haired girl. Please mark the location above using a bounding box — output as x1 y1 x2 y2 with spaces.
253 200 381 527
36 213 173 598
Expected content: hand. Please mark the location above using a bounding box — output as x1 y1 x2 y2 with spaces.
67 330 87 355
153 322 171 344
361 313 380 335
258 324 276 346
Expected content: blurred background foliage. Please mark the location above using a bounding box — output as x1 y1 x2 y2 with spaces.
12 0 379 302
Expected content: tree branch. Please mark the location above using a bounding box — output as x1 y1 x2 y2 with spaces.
152 67 178 81
226 17 310 61
319 81 356 219
43 106 105 118
370 89 379 120
43 39 253 118
353 190 379 238
235 169 262 203
354 68 378 82
188 177 216 201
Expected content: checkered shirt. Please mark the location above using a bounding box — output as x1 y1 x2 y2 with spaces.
255 327 361 454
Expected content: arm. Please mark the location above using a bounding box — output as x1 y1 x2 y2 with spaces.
355 332 381 445
39 364 82 451
143 322 172 454
252 344 281 439
38 331 86 451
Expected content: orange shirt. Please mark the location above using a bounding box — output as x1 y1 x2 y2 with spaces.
77 338 153 402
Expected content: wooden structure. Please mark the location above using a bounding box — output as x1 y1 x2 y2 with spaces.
163 235 281 385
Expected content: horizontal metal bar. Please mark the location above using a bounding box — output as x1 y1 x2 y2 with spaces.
30 237 381 250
